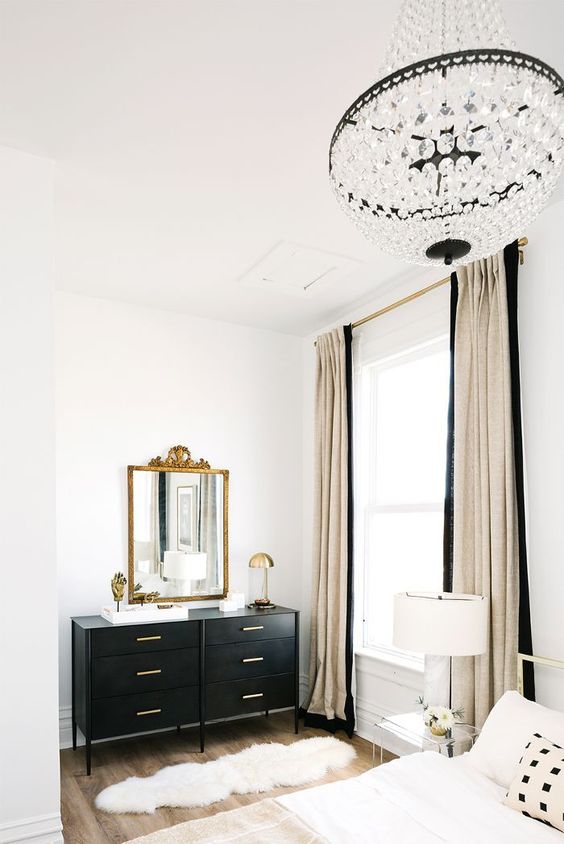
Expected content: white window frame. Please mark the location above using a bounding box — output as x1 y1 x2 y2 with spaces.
355 334 449 668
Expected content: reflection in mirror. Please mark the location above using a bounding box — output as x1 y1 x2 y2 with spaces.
132 470 225 599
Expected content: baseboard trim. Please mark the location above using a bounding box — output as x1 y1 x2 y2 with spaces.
59 705 73 750
0 812 63 844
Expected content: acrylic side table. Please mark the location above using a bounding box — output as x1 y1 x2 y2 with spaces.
373 710 480 765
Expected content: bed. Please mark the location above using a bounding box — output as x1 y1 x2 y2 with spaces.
279 751 562 843
126 654 564 843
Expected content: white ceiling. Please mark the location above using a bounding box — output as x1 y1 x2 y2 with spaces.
0 0 562 335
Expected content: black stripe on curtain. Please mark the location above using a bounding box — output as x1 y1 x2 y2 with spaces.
343 323 355 734
301 324 355 737
504 240 535 701
443 273 458 593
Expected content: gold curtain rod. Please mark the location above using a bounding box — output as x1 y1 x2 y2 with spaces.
350 237 528 331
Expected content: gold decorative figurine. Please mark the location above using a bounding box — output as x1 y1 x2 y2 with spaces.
133 589 160 606
111 572 127 612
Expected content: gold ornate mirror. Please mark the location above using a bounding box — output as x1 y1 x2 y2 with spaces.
128 445 229 603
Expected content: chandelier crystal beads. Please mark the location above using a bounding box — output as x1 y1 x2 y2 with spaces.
329 0 564 266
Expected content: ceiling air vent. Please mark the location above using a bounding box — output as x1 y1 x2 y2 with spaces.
239 241 360 298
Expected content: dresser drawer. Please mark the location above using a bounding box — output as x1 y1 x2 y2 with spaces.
92 647 199 698
92 686 199 740
92 620 199 657
205 613 295 645
206 674 294 720
205 638 294 683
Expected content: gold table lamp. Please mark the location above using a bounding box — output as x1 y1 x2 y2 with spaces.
249 552 274 608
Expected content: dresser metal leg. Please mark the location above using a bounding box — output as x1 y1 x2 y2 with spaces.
86 740 92 776
177 725 181 734
265 709 269 717
72 720 77 751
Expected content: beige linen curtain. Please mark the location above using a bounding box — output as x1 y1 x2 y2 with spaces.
303 327 354 733
451 250 519 727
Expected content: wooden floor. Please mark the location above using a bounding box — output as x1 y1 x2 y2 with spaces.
61 711 388 844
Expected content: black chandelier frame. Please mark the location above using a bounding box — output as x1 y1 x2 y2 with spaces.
329 48 564 166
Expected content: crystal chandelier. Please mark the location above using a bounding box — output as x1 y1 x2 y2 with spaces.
329 0 564 266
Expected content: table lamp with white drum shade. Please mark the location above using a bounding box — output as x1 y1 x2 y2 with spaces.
163 551 207 594
393 592 488 707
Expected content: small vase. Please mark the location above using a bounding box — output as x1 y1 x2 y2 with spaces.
430 723 448 737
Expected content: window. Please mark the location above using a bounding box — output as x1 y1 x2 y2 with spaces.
357 335 450 662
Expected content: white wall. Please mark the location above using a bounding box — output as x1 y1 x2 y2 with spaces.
0 148 62 843
519 198 564 707
55 293 304 745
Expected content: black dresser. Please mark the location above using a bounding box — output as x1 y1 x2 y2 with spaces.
72 606 299 773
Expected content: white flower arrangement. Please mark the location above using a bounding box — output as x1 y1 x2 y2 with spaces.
417 697 464 736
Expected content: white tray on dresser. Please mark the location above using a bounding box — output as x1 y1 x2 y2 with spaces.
101 604 189 624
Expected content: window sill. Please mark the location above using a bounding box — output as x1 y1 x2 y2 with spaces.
355 646 424 675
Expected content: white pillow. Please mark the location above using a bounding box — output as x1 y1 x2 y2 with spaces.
504 732 564 832
467 691 564 788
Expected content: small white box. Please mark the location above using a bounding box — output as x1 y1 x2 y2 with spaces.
101 604 189 625
219 599 238 613
228 591 246 609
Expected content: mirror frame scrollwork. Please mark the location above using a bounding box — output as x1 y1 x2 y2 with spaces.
128 445 229 603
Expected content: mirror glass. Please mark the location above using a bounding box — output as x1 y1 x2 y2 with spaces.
131 469 226 600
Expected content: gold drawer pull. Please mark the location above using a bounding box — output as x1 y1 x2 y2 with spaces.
136 669 162 676
242 657 264 663
242 693 264 700
136 635 162 642
241 626 264 631
136 708 162 716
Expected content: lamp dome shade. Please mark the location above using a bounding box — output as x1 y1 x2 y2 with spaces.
248 552 274 569
393 591 487 656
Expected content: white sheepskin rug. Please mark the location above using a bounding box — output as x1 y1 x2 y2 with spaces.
96 736 356 814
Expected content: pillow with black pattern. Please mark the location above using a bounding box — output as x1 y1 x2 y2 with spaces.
504 733 564 832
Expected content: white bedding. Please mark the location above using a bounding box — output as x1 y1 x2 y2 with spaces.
278 752 564 843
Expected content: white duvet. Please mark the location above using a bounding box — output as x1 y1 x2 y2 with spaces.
278 751 564 843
